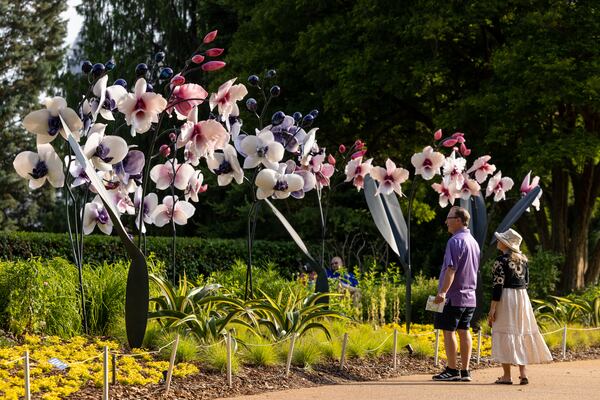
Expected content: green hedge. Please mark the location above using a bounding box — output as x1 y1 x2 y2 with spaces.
0 232 302 278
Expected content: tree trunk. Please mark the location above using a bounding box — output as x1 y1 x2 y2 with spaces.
560 161 600 291
585 239 600 286
550 166 569 256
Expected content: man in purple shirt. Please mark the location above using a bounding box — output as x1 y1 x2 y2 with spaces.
432 206 480 382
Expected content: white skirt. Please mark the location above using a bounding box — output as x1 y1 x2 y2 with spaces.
491 288 553 365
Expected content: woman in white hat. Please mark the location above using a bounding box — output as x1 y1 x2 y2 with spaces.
487 228 552 385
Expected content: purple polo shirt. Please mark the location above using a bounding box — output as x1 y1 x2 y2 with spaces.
438 228 480 307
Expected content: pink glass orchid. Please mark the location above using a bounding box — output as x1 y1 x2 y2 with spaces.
432 176 457 208
184 170 207 202
442 151 466 190
13 143 65 189
23 97 83 144
152 195 196 227
167 83 208 119
486 171 514 201
118 78 167 136
83 196 113 235
308 154 335 188
520 171 542 211
411 146 445 180
344 157 373 191
205 144 244 186
457 173 481 200
150 159 195 191
177 107 229 162
108 187 135 215
466 155 496 184
371 159 410 196
209 78 248 120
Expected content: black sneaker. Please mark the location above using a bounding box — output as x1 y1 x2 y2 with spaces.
432 367 461 381
460 369 472 382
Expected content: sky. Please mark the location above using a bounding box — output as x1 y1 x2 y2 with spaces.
63 0 83 47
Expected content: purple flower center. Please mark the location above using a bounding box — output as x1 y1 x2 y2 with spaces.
423 158 433 167
95 144 113 162
97 208 109 224
273 180 288 191
48 116 61 136
256 146 268 158
214 160 233 175
29 160 48 179
135 98 146 111
103 93 117 111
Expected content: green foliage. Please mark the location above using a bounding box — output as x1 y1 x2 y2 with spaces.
0 258 80 337
199 343 239 373
0 0 67 231
533 288 600 328
249 288 347 340
0 231 300 278
291 340 322 368
240 337 278 367
156 331 200 362
528 250 562 299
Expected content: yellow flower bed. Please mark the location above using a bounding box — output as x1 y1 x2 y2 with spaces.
0 334 198 399
383 323 493 358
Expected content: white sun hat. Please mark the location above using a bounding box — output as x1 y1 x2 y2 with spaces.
494 228 523 254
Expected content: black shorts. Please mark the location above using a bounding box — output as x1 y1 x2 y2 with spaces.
434 300 475 331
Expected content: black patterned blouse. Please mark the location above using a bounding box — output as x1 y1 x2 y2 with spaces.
492 253 529 301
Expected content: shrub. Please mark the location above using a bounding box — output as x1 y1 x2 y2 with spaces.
0 231 300 279
292 339 322 368
199 343 239 373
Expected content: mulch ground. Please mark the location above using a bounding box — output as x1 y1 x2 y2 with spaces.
67 347 600 399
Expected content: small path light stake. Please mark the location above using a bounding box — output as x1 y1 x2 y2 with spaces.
24 351 31 400
477 330 482 364
112 353 117 385
392 329 398 369
339 333 349 370
165 334 180 395
285 333 297 377
103 346 109 400
227 331 233 387
562 325 568 359
434 329 440 367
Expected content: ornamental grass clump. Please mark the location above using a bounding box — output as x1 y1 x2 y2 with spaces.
291 339 323 368
199 342 239 373
241 337 278 367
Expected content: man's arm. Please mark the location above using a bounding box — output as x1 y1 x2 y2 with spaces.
434 267 456 304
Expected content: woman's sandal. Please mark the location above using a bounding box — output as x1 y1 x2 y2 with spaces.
519 376 529 385
494 377 513 384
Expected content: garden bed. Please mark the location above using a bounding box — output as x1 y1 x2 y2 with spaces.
67 348 600 400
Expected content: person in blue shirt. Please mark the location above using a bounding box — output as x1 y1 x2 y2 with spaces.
327 256 358 288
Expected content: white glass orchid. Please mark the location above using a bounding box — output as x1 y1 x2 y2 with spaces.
92 75 128 121
82 123 128 171
206 144 244 186
241 128 285 170
255 164 304 200
13 143 65 189
23 97 83 144
83 196 113 235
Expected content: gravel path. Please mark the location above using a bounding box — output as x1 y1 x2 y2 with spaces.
222 359 600 400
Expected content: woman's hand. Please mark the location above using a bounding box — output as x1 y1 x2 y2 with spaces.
487 309 496 327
